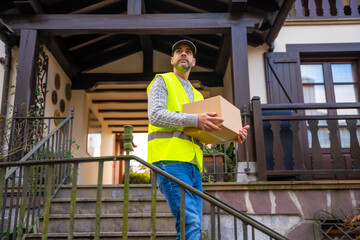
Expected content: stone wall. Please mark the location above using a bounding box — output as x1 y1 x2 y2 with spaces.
202 181 360 239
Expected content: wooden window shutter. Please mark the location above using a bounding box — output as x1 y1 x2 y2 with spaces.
264 52 303 104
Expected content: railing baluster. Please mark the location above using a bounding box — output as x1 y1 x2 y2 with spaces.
234 216 237 240
41 164 54 240
289 120 304 170
180 186 186 240
18 166 30 238
346 119 360 168
0 168 5 235
13 167 23 240
308 120 323 169
68 163 78 240
252 225 255 240
6 174 15 240
217 206 221 239
308 0 317 17
336 0 346 16
243 222 248 240
94 161 104 240
349 0 359 16
150 171 157 240
122 159 130 240
270 120 285 170
294 0 304 17
210 203 216 240
327 120 344 169
26 165 35 232
322 0 331 17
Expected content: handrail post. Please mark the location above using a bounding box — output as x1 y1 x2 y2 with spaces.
251 97 267 181
18 166 31 238
122 125 133 240
150 171 157 240
94 161 104 240
41 164 54 240
180 187 186 240
68 163 78 240
0 167 5 234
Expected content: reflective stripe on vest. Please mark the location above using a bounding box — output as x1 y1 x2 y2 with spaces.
148 130 202 148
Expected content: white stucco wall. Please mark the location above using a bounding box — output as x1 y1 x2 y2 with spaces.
44 48 72 131
274 24 360 52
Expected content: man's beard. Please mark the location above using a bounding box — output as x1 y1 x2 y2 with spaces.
174 59 192 71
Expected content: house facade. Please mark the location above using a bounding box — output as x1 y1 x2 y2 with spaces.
0 0 359 239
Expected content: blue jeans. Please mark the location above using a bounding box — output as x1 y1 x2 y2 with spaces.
153 161 203 240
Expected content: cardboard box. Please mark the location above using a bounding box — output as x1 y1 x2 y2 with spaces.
182 95 242 144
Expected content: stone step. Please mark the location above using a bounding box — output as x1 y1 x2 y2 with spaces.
50 197 170 214
56 185 162 199
39 213 176 233
25 231 177 239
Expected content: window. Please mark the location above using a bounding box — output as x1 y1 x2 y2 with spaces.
300 60 360 148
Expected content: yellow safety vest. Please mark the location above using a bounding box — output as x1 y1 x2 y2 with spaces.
147 72 204 172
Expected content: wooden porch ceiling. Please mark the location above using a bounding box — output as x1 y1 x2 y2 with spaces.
0 0 292 133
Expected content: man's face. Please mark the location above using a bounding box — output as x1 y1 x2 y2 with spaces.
171 44 196 72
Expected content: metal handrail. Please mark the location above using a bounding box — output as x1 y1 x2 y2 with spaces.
4 114 73 180
0 156 288 240
0 110 74 240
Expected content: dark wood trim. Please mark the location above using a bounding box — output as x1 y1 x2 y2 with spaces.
231 25 250 163
104 117 148 120
286 43 360 54
14 0 44 14
214 32 231 81
42 36 80 80
95 100 147 104
139 36 153 73
261 102 360 110
231 26 250 110
15 29 39 111
109 124 148 127
251 97 267 181
228 0 247 13
73 72 222 89
265 0 296 45
98 109 147 113
15 0 81 81
127 0 142 15
0 13 264 35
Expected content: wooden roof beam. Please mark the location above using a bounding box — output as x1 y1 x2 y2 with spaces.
127 0 153 73
13 0 81 80
228 0 247 14
73 72 222 89
70 0 123 14
0 13 264 35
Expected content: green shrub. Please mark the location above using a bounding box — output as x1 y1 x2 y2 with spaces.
125 172 151 184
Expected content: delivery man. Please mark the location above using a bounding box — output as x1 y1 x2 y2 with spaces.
147 39 250 239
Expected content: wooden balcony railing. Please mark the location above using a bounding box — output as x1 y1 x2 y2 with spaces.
288 0 360 19
252 97 360 181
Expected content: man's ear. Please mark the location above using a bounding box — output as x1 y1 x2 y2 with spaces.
171 56 174 65
192 58 196 67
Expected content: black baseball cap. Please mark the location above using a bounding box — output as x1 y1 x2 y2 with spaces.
171 39 197 57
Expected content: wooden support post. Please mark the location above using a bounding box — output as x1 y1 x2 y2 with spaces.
230 26 252 165
251 97 267 181
15 29 40 112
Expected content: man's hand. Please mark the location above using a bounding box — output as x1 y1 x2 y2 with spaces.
237 125 250 143
198 112 224 132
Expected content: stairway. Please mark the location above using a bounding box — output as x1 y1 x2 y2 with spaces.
26 185 177 239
